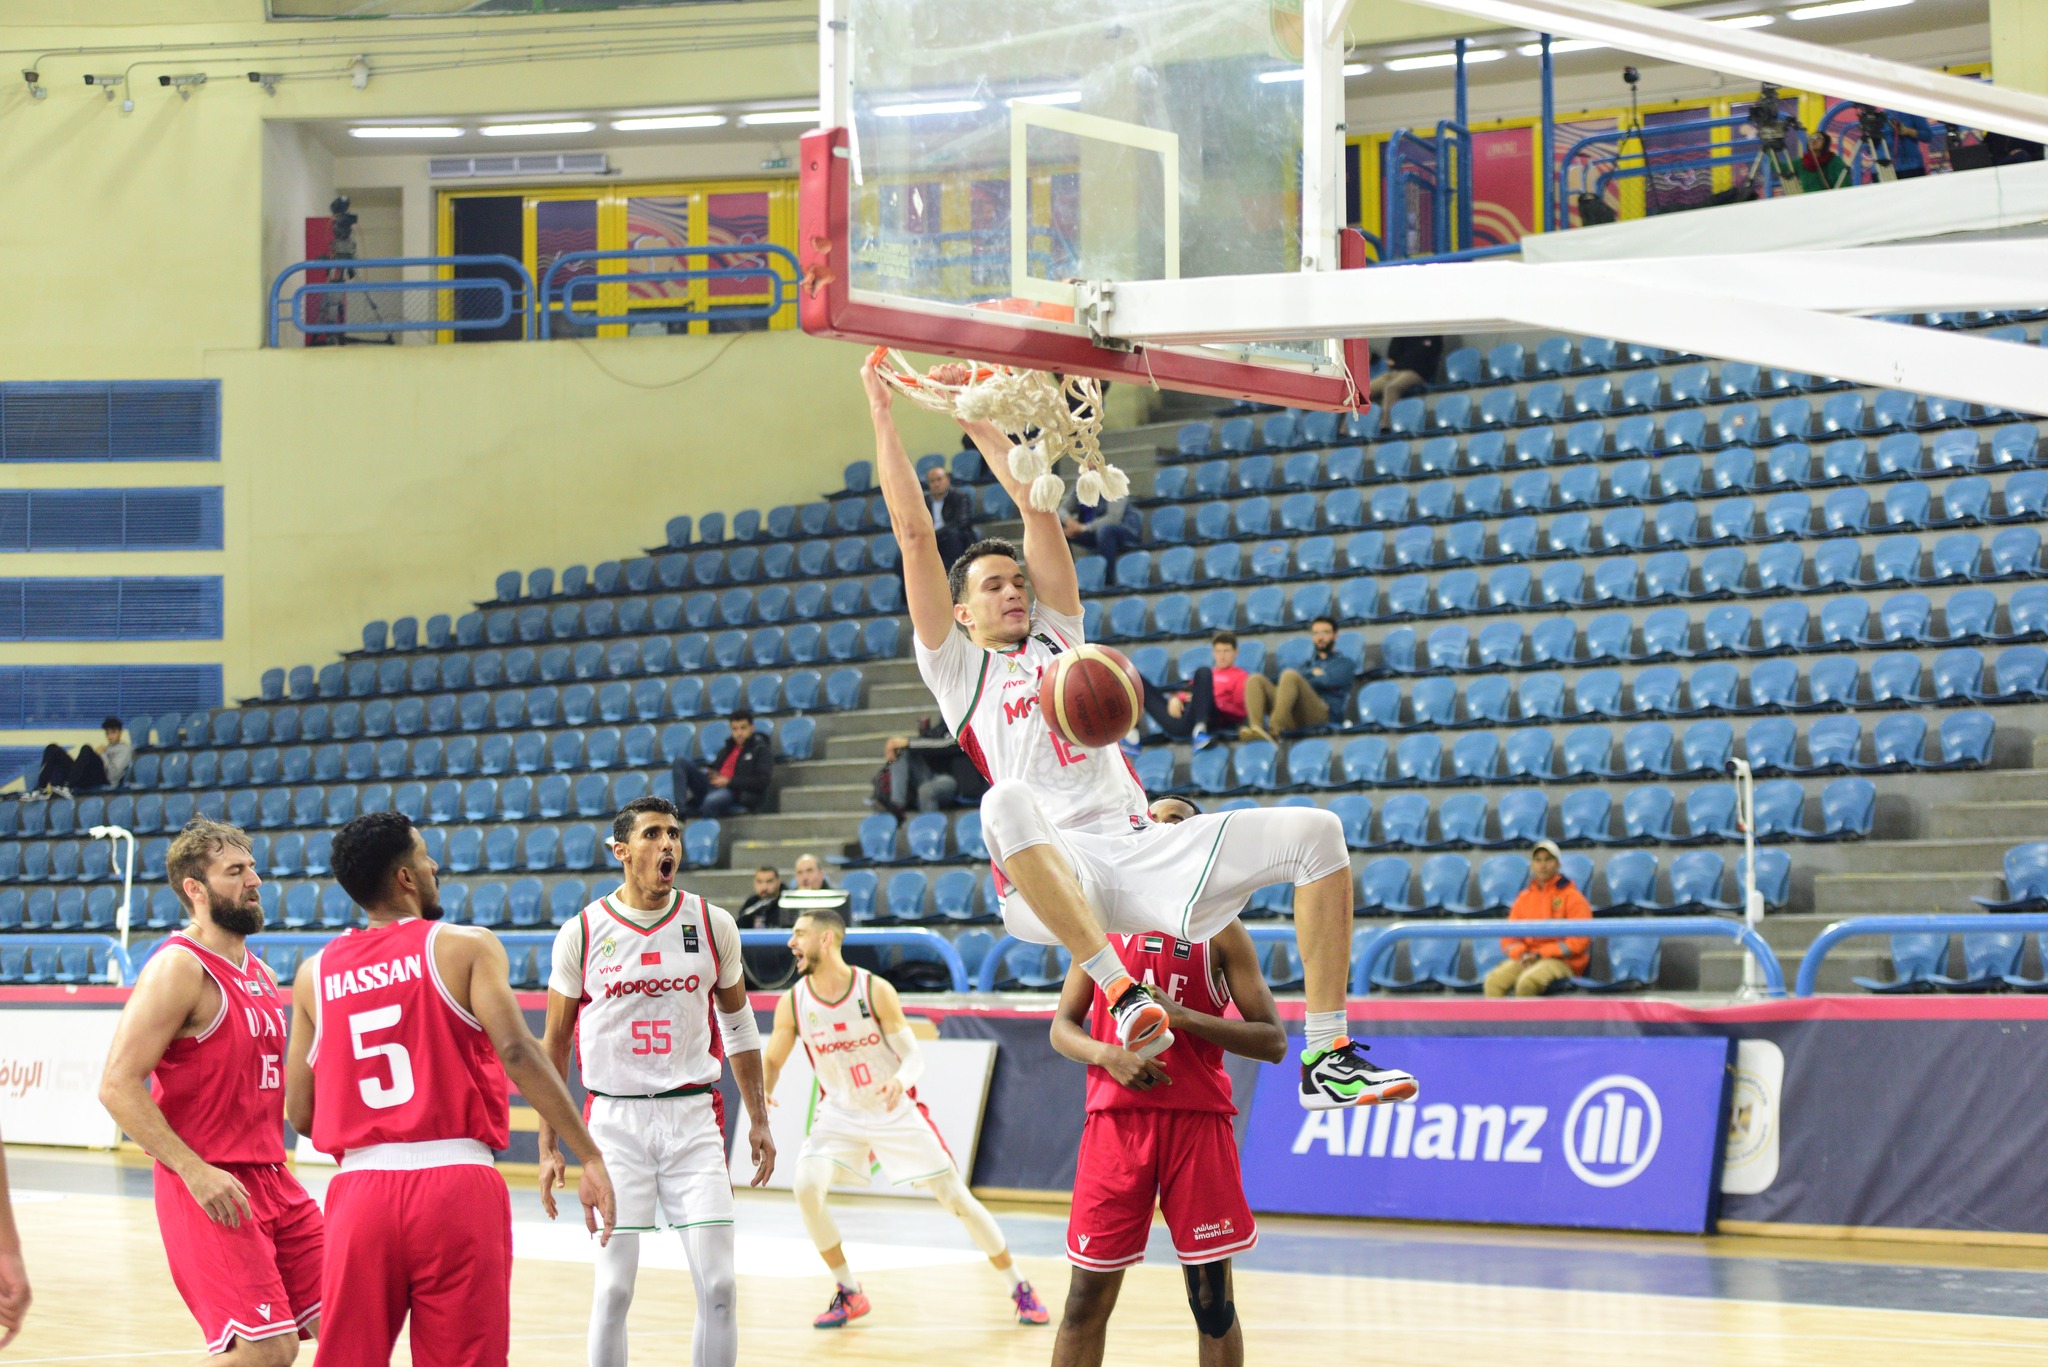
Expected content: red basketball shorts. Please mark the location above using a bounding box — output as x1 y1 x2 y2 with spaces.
1066 1108 1257 1270
313 1156 512 1367
153 1160 324 1354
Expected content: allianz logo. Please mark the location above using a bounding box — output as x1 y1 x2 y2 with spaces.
1289 1073 1664 1188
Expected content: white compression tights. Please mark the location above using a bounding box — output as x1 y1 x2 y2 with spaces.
587 1225 739 1367
793 1155 1007 1261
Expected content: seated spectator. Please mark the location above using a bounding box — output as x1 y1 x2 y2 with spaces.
1059 481 1137 575
1241 616 1354 741
671 709 773 818
28 718 130 798
871 735 959 817
737 865 790 928
1368 334 1444 407
1484 840 1593 998
792 853 831 892
1138 631 1248 751
1797 132 1851 192
927 464 977 567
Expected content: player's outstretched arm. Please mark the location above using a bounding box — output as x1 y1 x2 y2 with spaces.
0 1126 31 1350
960 416 1081 619
864 354 957 652
1165 923 1288 1065
284 951 322 1139
98 950 255 1228
1049 963 1169 1092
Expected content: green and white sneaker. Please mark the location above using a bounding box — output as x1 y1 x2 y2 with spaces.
1300 1037 1418 1110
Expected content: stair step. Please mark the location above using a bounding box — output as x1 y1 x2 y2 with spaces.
1927 800 2048 841
1812 870 2000 915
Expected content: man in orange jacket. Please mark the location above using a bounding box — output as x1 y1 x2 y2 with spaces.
1484 840 1592 998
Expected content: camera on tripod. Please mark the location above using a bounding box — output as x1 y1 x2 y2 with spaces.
1622 65 1640 88
328 195 359 264
1749 84 1798 152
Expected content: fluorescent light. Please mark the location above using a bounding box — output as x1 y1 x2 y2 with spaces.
611 114 727 131
1715 13 1777 27
1516 37 1606 55
1789 0 1911 17
1384 49 1504 71
1257 62 1370 83
349 125 464 139
873 99 984 117
738 109 820 126
1012 90 1082 106
479 120 595 137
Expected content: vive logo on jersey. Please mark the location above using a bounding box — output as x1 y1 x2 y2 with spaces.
1562 1075 1663 1188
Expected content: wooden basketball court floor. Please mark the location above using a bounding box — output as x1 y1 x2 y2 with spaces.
10 1145 2048 1366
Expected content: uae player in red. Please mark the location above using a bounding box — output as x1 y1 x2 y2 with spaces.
98 816 323 1363
285 811 616 1367
1047 797 1287 1367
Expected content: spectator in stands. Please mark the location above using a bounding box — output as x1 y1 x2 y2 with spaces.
672 709 774 818
1484 840 1593 998
793 853 832 892
926 464 977 567
871 735 958 817
27 717 130 798
1058 481 1137 575
737 865 790 928
1889 112 1934 178
1798 132 1851 192
1137 631 1249 751
1240 616 1354 741
1368 335 1444 407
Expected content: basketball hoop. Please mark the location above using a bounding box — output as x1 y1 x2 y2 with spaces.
870 347 1128 514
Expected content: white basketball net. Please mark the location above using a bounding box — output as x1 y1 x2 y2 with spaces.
874 348 1129 513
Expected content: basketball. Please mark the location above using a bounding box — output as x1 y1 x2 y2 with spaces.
1040 644 1144 750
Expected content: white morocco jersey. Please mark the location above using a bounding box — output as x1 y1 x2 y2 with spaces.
792 967 912 1121
914 601 1148 837
548 888 743 1097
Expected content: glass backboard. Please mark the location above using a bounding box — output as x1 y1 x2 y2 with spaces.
801 0 1368 409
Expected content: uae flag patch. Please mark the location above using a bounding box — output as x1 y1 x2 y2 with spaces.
1141 935 1166 954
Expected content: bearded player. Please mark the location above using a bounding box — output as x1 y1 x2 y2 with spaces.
864 355 1413 1110
287 811 616 1367
99 816 323 1364
536 795 776 1367
761 906 1049 1330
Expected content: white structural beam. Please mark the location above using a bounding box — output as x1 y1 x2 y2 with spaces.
1088 252 2048 414
1585 241 2048 315
1414 0 2048 146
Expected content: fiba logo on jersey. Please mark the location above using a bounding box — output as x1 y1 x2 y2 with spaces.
1562 1075 1663 1188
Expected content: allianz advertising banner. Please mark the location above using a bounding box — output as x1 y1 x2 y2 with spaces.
1242 1036 1732 1233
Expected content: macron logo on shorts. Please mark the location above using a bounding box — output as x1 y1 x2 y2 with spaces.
1077 1235 1090 1251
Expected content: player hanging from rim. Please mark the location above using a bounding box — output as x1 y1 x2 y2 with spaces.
287 811 616 1367
98 817 324 1365
537 796 776 1367
863 355 1415 1110
1050 796 1284 1367
761 906 1049 1330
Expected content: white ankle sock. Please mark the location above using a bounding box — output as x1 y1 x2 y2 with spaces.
1305 1010 1347 1056
829 1261 859 1293
996 1261 1025 1290
1080 946 1129 994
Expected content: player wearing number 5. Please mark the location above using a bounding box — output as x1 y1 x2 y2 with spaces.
99 817 324 1364
536 796 776 1367
286 811 616 1367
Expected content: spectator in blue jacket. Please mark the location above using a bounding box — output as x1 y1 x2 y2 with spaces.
1239 617 1354 741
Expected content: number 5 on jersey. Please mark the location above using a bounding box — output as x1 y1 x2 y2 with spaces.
349 1004 416 1110
630 1020 672 1055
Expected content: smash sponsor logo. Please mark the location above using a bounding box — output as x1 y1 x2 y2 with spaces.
324 954 424 1000
1189 1218 1235 1242
813 1032 883 1055
601 975 701 1000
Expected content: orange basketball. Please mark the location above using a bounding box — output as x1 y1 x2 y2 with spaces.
1040 644 1145 750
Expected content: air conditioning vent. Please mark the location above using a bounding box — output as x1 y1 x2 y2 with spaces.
429 152 611 179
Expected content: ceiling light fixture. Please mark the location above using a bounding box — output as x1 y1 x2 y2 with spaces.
350 125 464 139
1258 61 1371 83
738 109 821 126
611 114 727 131
479 120 596 137
1384 49 1504 71
874 99 984 117
1715 13 1777 27
1011 90 1083 105
1788 0 1911 18
1516 37 1605 55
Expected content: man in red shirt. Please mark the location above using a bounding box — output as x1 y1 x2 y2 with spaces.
1139 632 1251 751
286 811 615 1367
1047 797 1287 1367
1484 839 1593 997
99 816 324 1363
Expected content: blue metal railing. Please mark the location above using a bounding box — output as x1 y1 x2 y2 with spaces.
1433 119 1477 258
1793 913 2048 996
736 927 971 994
1358 916 1787 997
537 244 802 340
1552 113 1793 231
3 934 134 985
268 254 534 347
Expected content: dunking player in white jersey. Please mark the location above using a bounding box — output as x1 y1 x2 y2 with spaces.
762 906 1048 1330
537 796 775 1367
864 354 1415 1109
